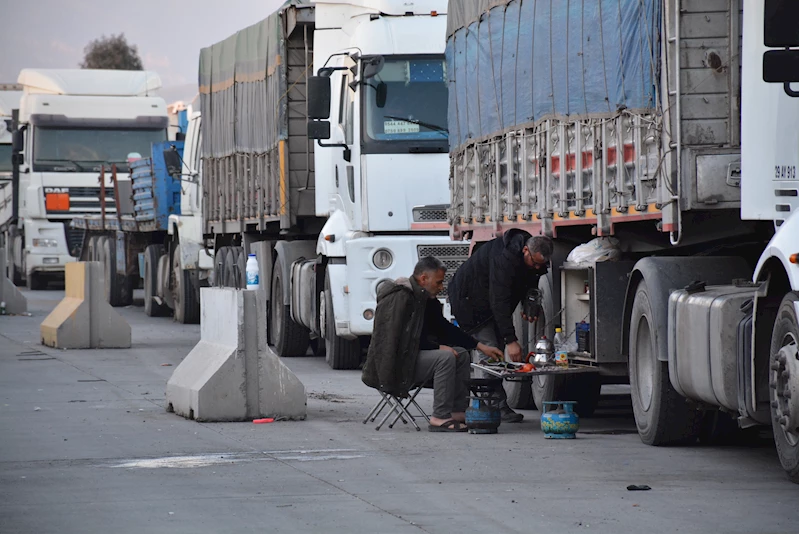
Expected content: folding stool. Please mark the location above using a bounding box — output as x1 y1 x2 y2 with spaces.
362 383 430 431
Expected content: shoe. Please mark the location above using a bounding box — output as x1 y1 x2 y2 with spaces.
501 407 523 423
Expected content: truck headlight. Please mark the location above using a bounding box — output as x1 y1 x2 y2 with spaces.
372 249 393 270
33 238 58 248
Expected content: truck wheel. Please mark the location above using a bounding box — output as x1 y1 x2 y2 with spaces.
629 280 701 445
86 236 98 262
224 247 245 289
270 259 310 356
213 246 229 287
505 305 535 409
172 245 200 324
102 236 132 307
144 244 169 317
531 273 563 411
769 292 799 483
322 272 360 370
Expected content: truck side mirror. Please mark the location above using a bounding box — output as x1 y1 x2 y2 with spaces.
376 82 388 109
763 50 799 83
308 76 331 120
307 120 331 140
162 147 182 178
11 130 23 152
764 0 799 48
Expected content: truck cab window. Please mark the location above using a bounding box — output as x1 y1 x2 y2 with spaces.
32 127 167 172
338 75 354 146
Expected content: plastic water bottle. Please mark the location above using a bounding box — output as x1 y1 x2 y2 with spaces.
553 327 568 367
246 254 259 290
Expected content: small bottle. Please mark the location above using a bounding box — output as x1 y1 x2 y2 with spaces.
245 254 259 290
553 327 569 367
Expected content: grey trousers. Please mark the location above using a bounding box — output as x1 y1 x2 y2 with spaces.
413 347 471 419
470 323 510 410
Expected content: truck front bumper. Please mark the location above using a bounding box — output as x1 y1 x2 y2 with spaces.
331 235 470 337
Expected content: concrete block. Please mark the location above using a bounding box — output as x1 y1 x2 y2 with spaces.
0 250 27 315
166 287 306 422
40 262 131 349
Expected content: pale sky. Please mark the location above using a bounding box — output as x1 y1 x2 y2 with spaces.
0 0 286 103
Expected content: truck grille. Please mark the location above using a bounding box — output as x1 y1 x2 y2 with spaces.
417 244 470 298
412 207 448 222
44 187 117 215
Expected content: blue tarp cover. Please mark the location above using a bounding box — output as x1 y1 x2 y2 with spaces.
446 0 661 150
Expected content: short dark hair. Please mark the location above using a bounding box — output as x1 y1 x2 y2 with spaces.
525 235 553 258
413 256 445 277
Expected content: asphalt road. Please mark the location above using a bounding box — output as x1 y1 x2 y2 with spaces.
1 288 797 534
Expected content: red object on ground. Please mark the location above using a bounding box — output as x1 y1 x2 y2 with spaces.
253 418 274 424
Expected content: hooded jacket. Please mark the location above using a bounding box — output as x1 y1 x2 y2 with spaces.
362 276 479 398
448 228 548 344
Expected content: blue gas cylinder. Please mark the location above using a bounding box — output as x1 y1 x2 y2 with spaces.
540 401 580 439
464 377 503 434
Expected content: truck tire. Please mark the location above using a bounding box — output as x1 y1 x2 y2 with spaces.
224 246 245 289
505 305 535 409
213 246 229 287
769 292 799 484
144 244 169 317
629 280 701 445
531 273 565 411
172 245 200 324
323 272 361 370
102 236 132 307
270 259 310 356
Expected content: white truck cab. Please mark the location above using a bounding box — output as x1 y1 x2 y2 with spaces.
5 69 168 289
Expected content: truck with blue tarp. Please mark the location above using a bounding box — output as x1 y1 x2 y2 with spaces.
438 0 799 483
71 139 200 322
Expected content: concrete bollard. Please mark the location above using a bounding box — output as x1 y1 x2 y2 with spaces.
166 287 306 422
0 250 27 315
40 262 131 349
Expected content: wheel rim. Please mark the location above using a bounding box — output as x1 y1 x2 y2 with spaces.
171 248 181 317
773 331 799 446
634 313 655 412
272 277 283 345
531 310 547 390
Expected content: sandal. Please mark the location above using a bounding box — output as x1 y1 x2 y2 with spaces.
428 419 468 432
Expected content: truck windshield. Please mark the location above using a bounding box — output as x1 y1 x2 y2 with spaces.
33 127 167 172
362 56 448 154
0 144 11 172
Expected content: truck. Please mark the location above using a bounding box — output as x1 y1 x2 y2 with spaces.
3 69 169 290
0 87 22 261
69 139 206 323
193 0 469 369
442 0 799 482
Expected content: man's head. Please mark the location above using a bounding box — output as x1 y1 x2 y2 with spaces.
412 256 446 298
523 236 553 272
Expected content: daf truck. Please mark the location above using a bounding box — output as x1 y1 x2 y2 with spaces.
188 0 468 369
3 69 168 289
442 0 799 482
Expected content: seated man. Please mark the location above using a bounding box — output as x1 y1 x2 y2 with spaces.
363 256 504 432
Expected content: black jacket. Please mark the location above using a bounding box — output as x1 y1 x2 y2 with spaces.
363 276 478 398
448 229 547 344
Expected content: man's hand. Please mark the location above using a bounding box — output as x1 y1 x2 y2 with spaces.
506 341 524 362
439 345 459 357
476 343 504 362
521 312 537 323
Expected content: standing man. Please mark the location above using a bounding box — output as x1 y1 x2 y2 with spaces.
362 256 504 432
448 230 554 423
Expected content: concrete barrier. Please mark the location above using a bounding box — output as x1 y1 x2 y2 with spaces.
0 250 27 315
166 288 306 422
40 262 131 349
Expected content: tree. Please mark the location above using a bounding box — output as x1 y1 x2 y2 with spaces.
80 33 143 71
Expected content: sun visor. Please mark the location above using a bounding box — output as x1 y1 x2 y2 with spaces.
29 114 169 129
